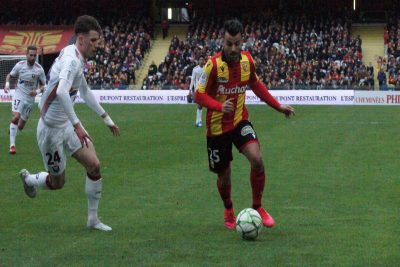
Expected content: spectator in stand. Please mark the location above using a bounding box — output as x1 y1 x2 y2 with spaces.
85 16 153 89
148 61 158 76
378 69 387 90
161 17 169 40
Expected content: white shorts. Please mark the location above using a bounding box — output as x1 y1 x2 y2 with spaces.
37 119 82 175
12 96 33 121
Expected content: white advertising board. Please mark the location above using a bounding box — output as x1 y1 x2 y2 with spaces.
1 89 398 105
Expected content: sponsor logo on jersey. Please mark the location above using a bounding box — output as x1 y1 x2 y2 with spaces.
217 84 247 95
19 80 35 87
217 77 228 83
241 125 256 137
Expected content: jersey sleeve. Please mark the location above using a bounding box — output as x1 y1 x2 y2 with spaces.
79 76 105 116
9 62 21 78
59 56 80 84
247 52 281 110
194 59 223 112
247 53 260 85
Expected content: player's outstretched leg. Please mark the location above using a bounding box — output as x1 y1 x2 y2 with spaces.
85 175 112 232
19 169 36 198
19 169 52 197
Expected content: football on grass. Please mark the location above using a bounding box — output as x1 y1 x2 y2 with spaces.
236 208 262 240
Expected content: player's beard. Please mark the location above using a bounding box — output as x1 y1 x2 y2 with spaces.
87 47 97 59
28 59 35 66
228 52 240 63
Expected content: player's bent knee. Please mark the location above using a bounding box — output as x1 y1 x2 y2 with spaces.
251 158 264 172
11 117 19 124
18 122 26 131
87 160 101 178
53 179 65 189
48 175 65 190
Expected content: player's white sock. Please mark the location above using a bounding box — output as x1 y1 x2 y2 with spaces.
85 177 102 223
9 123 18 147
85 177 111 231
25 172 49 189
196 108 202 123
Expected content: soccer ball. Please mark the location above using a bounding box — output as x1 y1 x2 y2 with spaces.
235 208 262 240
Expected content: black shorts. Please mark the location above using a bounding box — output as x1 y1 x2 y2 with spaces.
206 120 259 173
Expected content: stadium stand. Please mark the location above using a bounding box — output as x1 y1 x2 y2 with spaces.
86 16 153 89
385 17 400 89
2 0 397 90
1 0 154 90
143 14 374 90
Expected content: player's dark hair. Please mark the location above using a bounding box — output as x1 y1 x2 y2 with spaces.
198 54 205 59
27 45 37 52
223 19 243 36
74 15 101 35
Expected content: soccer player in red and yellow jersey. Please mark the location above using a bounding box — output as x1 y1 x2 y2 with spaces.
195 19 295 230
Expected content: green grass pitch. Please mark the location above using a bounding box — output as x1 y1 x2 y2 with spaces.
0 103 398 266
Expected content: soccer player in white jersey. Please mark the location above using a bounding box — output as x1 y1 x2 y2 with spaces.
19 15 120 232
4 45 46 154
189 55 205 127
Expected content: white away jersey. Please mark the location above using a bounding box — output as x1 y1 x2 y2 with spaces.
40 44 86 128
189 65 204 94
10 60 46 103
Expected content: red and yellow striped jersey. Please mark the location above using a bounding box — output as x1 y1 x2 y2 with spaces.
196 50 259 136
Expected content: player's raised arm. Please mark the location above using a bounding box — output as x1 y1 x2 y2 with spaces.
79 77 120 136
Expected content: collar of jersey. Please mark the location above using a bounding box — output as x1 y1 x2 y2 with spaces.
73 44 85 64
221 50 243 64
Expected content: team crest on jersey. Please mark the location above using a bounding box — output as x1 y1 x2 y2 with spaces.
241 62 249 72
32 74 36 78
241 125 255 137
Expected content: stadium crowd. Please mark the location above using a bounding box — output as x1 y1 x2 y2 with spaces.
1 0 154 90
1 2 383 90
85 16 153 89
384 17 400 89
143 14 374 90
